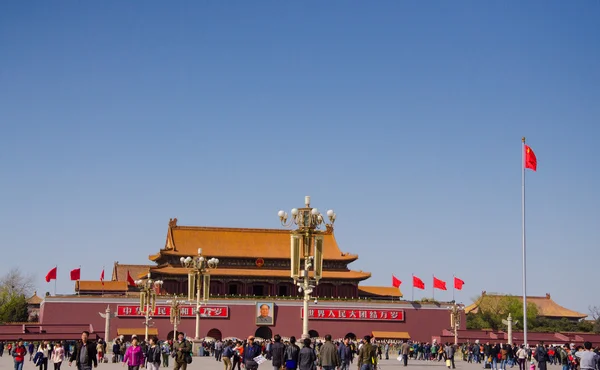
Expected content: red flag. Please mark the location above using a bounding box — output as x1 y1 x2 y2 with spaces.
127 271 136 287
412 275 425 290
454 277 465 290
70 268 81 281
525 145 537 171
100 269 105 285
392 275 402 288
45 267 57 283
433 276 447 290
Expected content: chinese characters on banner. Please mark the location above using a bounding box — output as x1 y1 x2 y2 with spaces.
116 305 229 318
301 308 405 321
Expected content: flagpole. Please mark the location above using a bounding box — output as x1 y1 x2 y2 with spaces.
432 275 435 301
452 274 455 302
522 137 528 348
411 274 414 301
102 265 105 296
54 265 57 296
78 265 81 296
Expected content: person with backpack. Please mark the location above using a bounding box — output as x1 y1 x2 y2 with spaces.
172 333 192 370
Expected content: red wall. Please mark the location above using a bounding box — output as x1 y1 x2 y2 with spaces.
39 297 465 343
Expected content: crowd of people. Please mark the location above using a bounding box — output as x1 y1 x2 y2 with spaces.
2 334 599 370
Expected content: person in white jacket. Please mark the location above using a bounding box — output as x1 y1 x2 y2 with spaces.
52 343 65 370
37 341 52 370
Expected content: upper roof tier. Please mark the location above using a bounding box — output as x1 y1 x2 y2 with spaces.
465 291 587 319
151 218 359 262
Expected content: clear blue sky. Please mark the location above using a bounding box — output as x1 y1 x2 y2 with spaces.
1 1 598 315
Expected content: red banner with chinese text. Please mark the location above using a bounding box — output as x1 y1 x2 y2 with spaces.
301 308 404 321
116 305 229 318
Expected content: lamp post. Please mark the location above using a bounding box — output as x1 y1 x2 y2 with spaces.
135 273 163 342
448 302 463 345
180 249 219 342
166 294 184 341
278 195 336 339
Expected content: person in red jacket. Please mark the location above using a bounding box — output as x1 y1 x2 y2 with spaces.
12 339 27 370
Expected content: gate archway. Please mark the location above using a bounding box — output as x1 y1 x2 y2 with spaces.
308 330 319 338
206 328 223 341
254 326 272 340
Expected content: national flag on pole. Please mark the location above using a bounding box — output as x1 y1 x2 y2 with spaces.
392 275 402 288
45 267 57 283
100 269 105 285
433 276 447 290
412 275 425 290
525 145 537 171
127 271 136 287
70 268 81 281
454 277 465 290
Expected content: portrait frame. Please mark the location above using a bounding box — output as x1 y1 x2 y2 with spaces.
255 302 274 326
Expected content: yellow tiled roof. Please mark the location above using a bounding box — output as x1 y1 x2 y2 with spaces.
158 222 358 261
465 292 586 319
112 263 152 282
372 331 411 339
27 292 43 305
358 286 403 297
76 281 128 292
117 328 159 336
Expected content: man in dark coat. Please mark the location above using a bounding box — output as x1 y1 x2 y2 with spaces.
68 331 97 370
271 335 286 369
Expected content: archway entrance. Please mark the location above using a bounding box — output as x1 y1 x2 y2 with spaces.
166 331 186 341
345 332 357 340
254 326 272 340
206 328 223 341
308 330 319 338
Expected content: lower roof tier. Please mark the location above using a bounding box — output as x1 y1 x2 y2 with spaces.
145 266 372 281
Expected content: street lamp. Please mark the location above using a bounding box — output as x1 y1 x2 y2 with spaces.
278 195 336 339
180 249 219 342
166 294 185 341
136 273 163 342
447 302 464 345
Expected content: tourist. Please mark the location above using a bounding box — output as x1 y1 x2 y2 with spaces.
337 337 352 370
574 341 599 370
145 337 162 370
222 341 234 370
96 340 104 364
123 337 144 370
271 335 286 370
13 339 27 370
52 342 65 370
357 336 375 370
534 342 548 370
172 332 192 370
37 340 52 370
112 339 121 363
233 341 244 370
160 340 170 368
0 341 4 357
243 336 262 370
298 339 316 370
29 342 35 361
517 345 528 370
284 337 300 370
444 343 456 369
68 331 98 370
318 334 340 370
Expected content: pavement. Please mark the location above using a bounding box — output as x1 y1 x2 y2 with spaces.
0 355 498 370
0 354 568 370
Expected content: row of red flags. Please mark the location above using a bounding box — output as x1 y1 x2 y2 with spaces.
391 275 465 291
45 267 136 287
